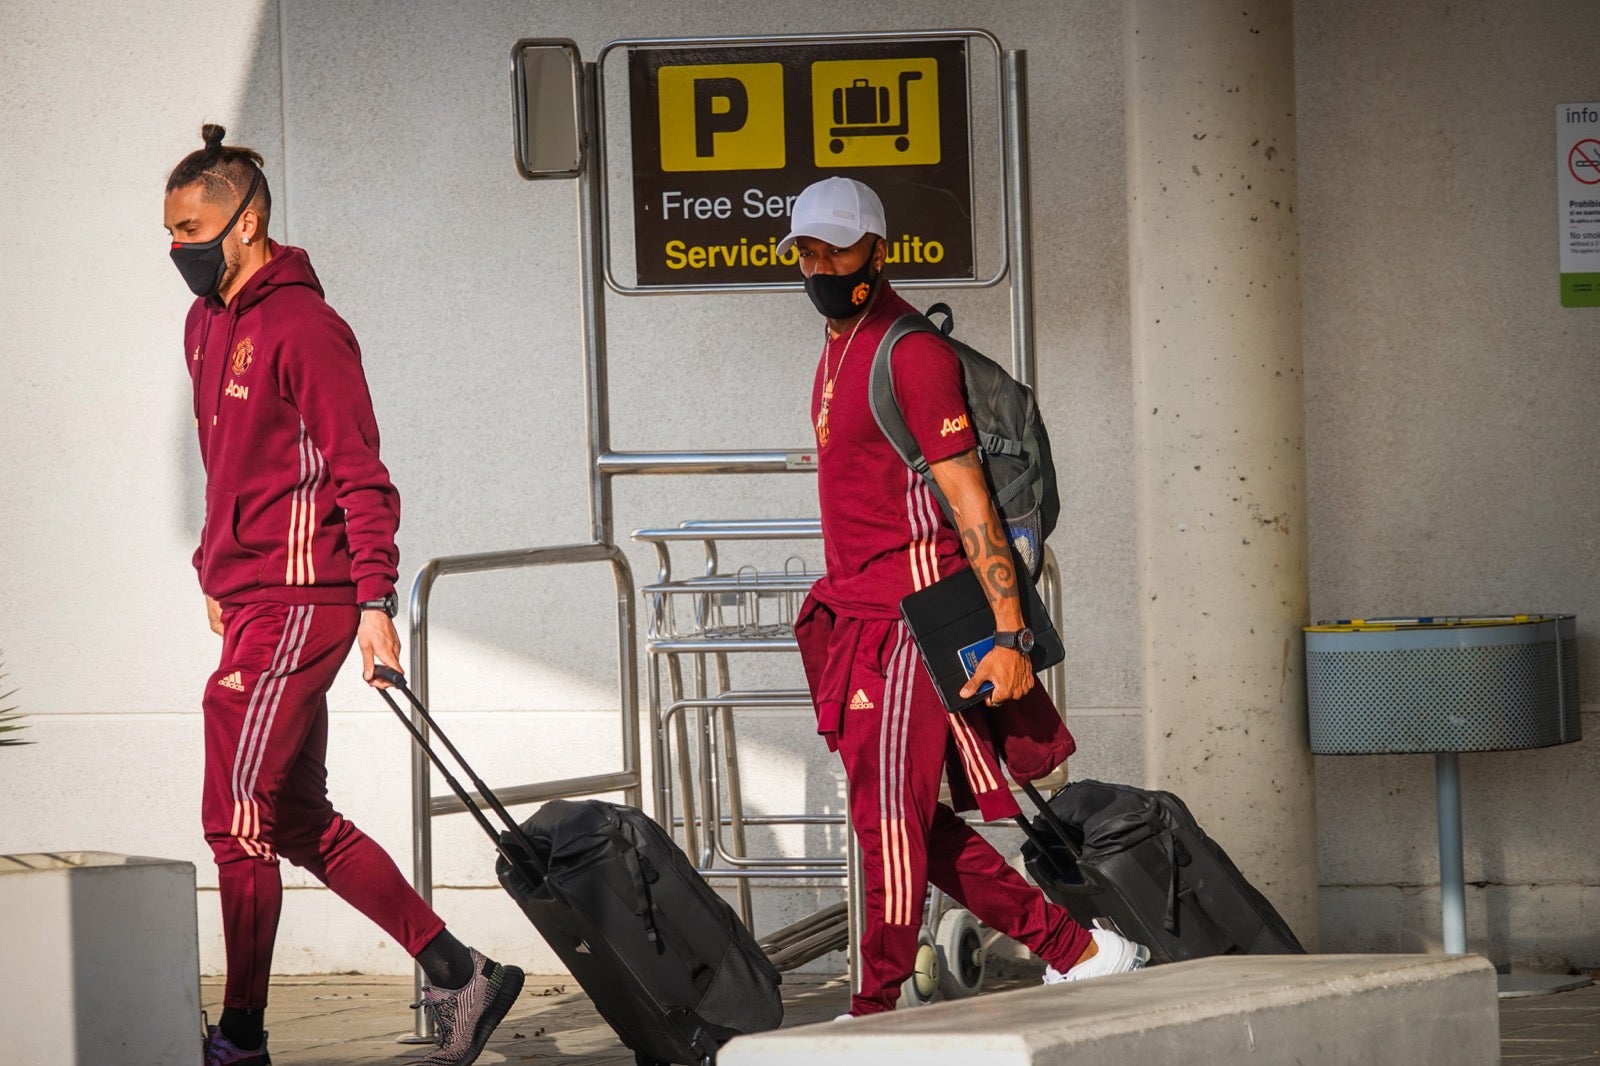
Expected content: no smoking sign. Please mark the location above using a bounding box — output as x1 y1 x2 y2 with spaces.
1569 138 1600 185
1557 103 1600 305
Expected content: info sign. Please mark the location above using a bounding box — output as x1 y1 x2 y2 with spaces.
626 38 972 288
1557 102 1600 306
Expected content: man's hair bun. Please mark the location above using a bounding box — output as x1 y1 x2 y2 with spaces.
167 123 269 221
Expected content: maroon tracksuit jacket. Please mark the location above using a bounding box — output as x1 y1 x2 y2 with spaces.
186 240 398 608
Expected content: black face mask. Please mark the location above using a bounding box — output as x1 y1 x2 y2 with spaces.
805 252 879 320
169 168 262 298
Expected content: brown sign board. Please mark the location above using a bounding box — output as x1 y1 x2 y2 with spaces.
627 38 972 288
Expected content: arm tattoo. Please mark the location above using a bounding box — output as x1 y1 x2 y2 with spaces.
966 520 1020 605
984 559 1020 600
973 519 1008 554
934 448 1024 615
947 450 983 471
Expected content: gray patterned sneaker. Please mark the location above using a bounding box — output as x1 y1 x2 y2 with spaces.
412 948 525 1066
203 1025 271 1066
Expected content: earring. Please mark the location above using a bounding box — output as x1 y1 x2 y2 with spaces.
242 236 251 245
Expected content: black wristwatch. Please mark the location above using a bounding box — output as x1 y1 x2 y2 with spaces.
994 627 1035 655
358 591 399 618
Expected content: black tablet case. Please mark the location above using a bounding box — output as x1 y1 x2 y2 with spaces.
899 565 1064 712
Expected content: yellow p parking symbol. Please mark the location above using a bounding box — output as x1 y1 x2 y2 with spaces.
658 63 786 172
810 58 940 167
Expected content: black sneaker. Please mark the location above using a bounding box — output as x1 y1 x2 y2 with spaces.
413 948 525 1066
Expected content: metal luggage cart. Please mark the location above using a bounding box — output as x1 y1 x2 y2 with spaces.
635 519 850 970
634 518 1073 993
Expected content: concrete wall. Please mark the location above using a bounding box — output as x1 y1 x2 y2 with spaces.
0 0 1133 977
1 0 1594 980
1297 0 1600 969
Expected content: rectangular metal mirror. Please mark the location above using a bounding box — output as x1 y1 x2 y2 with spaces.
512 38 584 179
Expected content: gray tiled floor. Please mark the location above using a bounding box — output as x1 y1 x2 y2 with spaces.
1500 978 1600 1064
204 972 854 1064
205 968 1600 1064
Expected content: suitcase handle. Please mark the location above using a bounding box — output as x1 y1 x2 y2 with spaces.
1012 779 1086 889
372 665 547 878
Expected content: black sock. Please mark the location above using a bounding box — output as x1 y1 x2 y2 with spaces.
219 1007 265 1050
416 928 476 990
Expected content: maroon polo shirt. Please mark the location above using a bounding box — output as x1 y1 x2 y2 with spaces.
809 282 978 619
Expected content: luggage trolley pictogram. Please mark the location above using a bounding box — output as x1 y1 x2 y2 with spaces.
829 69 923 154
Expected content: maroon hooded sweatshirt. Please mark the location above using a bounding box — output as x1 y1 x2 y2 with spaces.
185 241 398 607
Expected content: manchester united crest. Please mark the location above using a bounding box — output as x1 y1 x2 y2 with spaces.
230 337 255 376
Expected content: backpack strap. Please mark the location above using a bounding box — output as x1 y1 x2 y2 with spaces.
977 432 1025 459
868 312 957 524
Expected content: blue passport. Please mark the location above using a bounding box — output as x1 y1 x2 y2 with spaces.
958 636 996 696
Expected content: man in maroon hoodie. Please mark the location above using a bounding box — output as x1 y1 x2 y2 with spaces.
783 177 1150 1016
164 125 522 1066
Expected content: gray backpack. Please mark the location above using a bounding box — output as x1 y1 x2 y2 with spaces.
868 303 1060 578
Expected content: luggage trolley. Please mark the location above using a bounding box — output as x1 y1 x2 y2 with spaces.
401 30 1048 1033
634 520 852 971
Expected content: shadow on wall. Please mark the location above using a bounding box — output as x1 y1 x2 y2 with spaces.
174 4 286 550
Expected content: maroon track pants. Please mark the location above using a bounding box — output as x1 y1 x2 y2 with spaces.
202 602 445 1010
837 621 1091 1015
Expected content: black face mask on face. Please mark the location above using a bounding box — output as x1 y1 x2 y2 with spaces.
170 168 263 298
805 251 879 320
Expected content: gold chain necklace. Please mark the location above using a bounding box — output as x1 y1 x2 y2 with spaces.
815 314 866 449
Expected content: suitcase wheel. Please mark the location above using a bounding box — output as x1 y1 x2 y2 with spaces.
935 907 985 999
899 928 940 1007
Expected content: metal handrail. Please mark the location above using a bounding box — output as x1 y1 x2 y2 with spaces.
633 524 823 541
404 540 639 1038
599 450 818 476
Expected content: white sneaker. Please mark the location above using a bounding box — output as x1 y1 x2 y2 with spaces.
832 1013 855 1023
1042 928 1151 984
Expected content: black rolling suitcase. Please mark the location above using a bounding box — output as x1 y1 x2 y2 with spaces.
374 667 782 1065
1015 779 1305 964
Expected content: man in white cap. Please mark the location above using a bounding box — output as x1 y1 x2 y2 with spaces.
785 177 1148 1016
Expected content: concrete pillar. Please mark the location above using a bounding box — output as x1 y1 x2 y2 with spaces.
1126 0 1318 942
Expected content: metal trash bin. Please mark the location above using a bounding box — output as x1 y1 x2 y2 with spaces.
1304 615 1582 996
1306 614 1579 755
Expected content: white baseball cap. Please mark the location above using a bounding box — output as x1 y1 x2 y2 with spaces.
777 177 887 255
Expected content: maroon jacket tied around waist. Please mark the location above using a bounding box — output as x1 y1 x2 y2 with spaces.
793 592 1075 819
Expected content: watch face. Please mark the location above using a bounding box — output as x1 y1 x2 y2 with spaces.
1017 628 1035 655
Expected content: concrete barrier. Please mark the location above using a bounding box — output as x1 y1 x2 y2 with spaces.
720 954 1499 1066
0 852 201 1066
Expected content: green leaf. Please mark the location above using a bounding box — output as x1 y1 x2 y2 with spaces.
0 659 27 746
